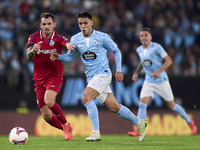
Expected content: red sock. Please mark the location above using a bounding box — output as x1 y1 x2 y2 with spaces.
50 103 67 125
47 115 63 130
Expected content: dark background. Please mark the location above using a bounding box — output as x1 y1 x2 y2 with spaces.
1 74 199 110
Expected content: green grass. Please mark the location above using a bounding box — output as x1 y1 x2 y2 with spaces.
1 134 200 150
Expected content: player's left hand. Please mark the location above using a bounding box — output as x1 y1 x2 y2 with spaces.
115 72 124 82
50 53 59 61
151 70 161 78
66 43 76 53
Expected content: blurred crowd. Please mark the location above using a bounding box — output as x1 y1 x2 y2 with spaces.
0 0 200 89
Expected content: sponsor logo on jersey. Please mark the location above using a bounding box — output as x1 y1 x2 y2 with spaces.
143 59 152 68
49 40 55 46
82 51 97 62
37 48 57 54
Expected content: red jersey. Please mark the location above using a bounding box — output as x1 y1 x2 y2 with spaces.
26 30 70 82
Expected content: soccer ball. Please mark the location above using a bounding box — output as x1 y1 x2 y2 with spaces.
9 127 28 144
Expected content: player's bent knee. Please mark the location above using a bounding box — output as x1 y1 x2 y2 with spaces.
108 105 120 113
168 105 174 110
166 100 175 110
82 94 90 104
45 101 54 108
42 113 52 121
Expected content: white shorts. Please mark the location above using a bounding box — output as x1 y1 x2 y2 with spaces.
140 81 174 101
87 74 112 104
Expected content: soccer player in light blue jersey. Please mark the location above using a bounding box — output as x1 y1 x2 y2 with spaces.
51 12 147 141
128 27 197 137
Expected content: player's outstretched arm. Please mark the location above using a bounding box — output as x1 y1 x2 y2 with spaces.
53 51 76 63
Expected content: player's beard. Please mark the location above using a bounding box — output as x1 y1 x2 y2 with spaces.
44 29 52 38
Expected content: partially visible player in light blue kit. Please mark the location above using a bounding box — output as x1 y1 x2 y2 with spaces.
51 12 147 141
128 27 197 137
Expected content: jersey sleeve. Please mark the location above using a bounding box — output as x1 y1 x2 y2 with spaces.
101 33 118 50
157 44 167 58
58 36 77 62
60 36 70 47
101 33 122 72
58 49 77 62
26 34 35 48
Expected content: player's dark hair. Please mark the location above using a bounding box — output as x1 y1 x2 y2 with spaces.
76 12 92 20
40 13 55 22
141 27 151 34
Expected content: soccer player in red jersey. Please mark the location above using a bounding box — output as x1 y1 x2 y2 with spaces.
26 13 75 140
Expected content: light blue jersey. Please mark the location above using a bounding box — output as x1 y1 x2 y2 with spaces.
58 30 122 82
137 42 168 83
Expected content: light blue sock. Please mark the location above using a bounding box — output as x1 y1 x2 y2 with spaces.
117 104 139 125
172 103 191 124
84 101 99 130
137 102 147 119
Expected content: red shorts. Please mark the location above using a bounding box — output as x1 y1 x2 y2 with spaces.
34 77 63 108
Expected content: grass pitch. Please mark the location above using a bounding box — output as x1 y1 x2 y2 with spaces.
1 134 199 150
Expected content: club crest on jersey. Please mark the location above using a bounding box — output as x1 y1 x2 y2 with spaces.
149 50 152 55
95 40 100 48
49 40 55 46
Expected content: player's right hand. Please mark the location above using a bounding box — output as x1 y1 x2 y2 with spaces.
132 73 138 81
50 53 59 61
32 43 41 52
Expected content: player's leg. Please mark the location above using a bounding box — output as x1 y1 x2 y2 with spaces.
82 86 101 141
137 81 154 119
128 81 153 137
103 93 147 141
35 85 64 131
138 97 151 119
166 100 197 134
45 77 68 124
45 90 67 124
45 77 73 140
157 81 197 134
166 100 190 122
83 74 113 141
128 96 151 137
44 89 73 140
39 105 63 130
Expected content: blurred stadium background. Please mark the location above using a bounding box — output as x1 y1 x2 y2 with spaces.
0 0 199 136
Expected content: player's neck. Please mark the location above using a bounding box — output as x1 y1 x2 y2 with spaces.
143 43 150 49
42 33 52 39
83 29 93 37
